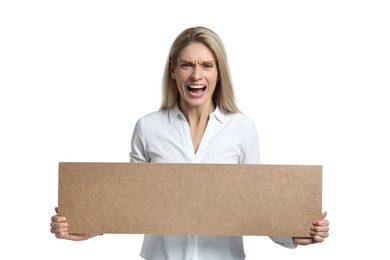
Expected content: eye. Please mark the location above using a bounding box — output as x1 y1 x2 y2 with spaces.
202 63 214 69
180 63 193 69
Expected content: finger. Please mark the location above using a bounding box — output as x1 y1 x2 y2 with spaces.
312 234 325 243
68 233 90 241
314 211 327 223
310 229 329 237
50 221 68 229
55 207 58 214
313 213 328 226
50 226 68 234
51 215 66 222
311 224 329 232
55 231 69 239
312 220 329 229
293 237 313 245
317 231 329 238
318 218 329 225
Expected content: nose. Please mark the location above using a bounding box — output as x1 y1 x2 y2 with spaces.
190 65 202 81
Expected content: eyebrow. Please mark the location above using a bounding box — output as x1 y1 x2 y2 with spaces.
178 59 216 64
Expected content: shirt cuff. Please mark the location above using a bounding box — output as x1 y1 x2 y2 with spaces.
269 236 297 249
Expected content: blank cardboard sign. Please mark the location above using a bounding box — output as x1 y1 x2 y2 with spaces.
58 162 322 237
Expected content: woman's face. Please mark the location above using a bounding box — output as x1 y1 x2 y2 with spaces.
171 42 218 110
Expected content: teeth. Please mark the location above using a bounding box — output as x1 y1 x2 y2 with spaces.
188 85 206 89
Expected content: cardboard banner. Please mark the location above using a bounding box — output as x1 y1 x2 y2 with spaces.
58 162 322 237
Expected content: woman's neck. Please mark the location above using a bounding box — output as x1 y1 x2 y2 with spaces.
179 101 215 153
179 101 215 126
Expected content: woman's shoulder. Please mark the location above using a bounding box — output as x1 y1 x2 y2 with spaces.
223 110 256 125
137 108 169 121
132 109 168 138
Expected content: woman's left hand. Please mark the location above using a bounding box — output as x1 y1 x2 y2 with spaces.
293 211 329 245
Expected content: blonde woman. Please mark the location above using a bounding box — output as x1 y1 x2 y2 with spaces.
51 26 329 260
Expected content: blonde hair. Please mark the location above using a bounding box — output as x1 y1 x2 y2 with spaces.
161 26 240 113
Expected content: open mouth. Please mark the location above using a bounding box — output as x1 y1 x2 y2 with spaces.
187 85 207 95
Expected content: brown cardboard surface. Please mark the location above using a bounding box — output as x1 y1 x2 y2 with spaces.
58 162 322 237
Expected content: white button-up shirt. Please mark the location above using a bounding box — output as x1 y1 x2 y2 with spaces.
130 105 296 260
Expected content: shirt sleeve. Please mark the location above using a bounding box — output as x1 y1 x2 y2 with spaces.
129 117 150 163
268 236 297 249
241 118 261 164
242 119 297 249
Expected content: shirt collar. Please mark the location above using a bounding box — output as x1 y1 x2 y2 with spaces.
168 104 225 124
211 106 225 124
168 104 183 123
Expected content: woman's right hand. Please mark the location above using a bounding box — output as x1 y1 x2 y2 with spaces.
50 207 90 241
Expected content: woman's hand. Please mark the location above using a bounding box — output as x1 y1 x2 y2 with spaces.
293 211 329 245
50 207 90 241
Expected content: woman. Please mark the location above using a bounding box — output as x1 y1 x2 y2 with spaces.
51 26 329 259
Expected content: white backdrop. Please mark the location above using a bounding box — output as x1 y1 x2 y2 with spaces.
1 0 389 259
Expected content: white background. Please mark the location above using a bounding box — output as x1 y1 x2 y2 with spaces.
1 0 389 259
